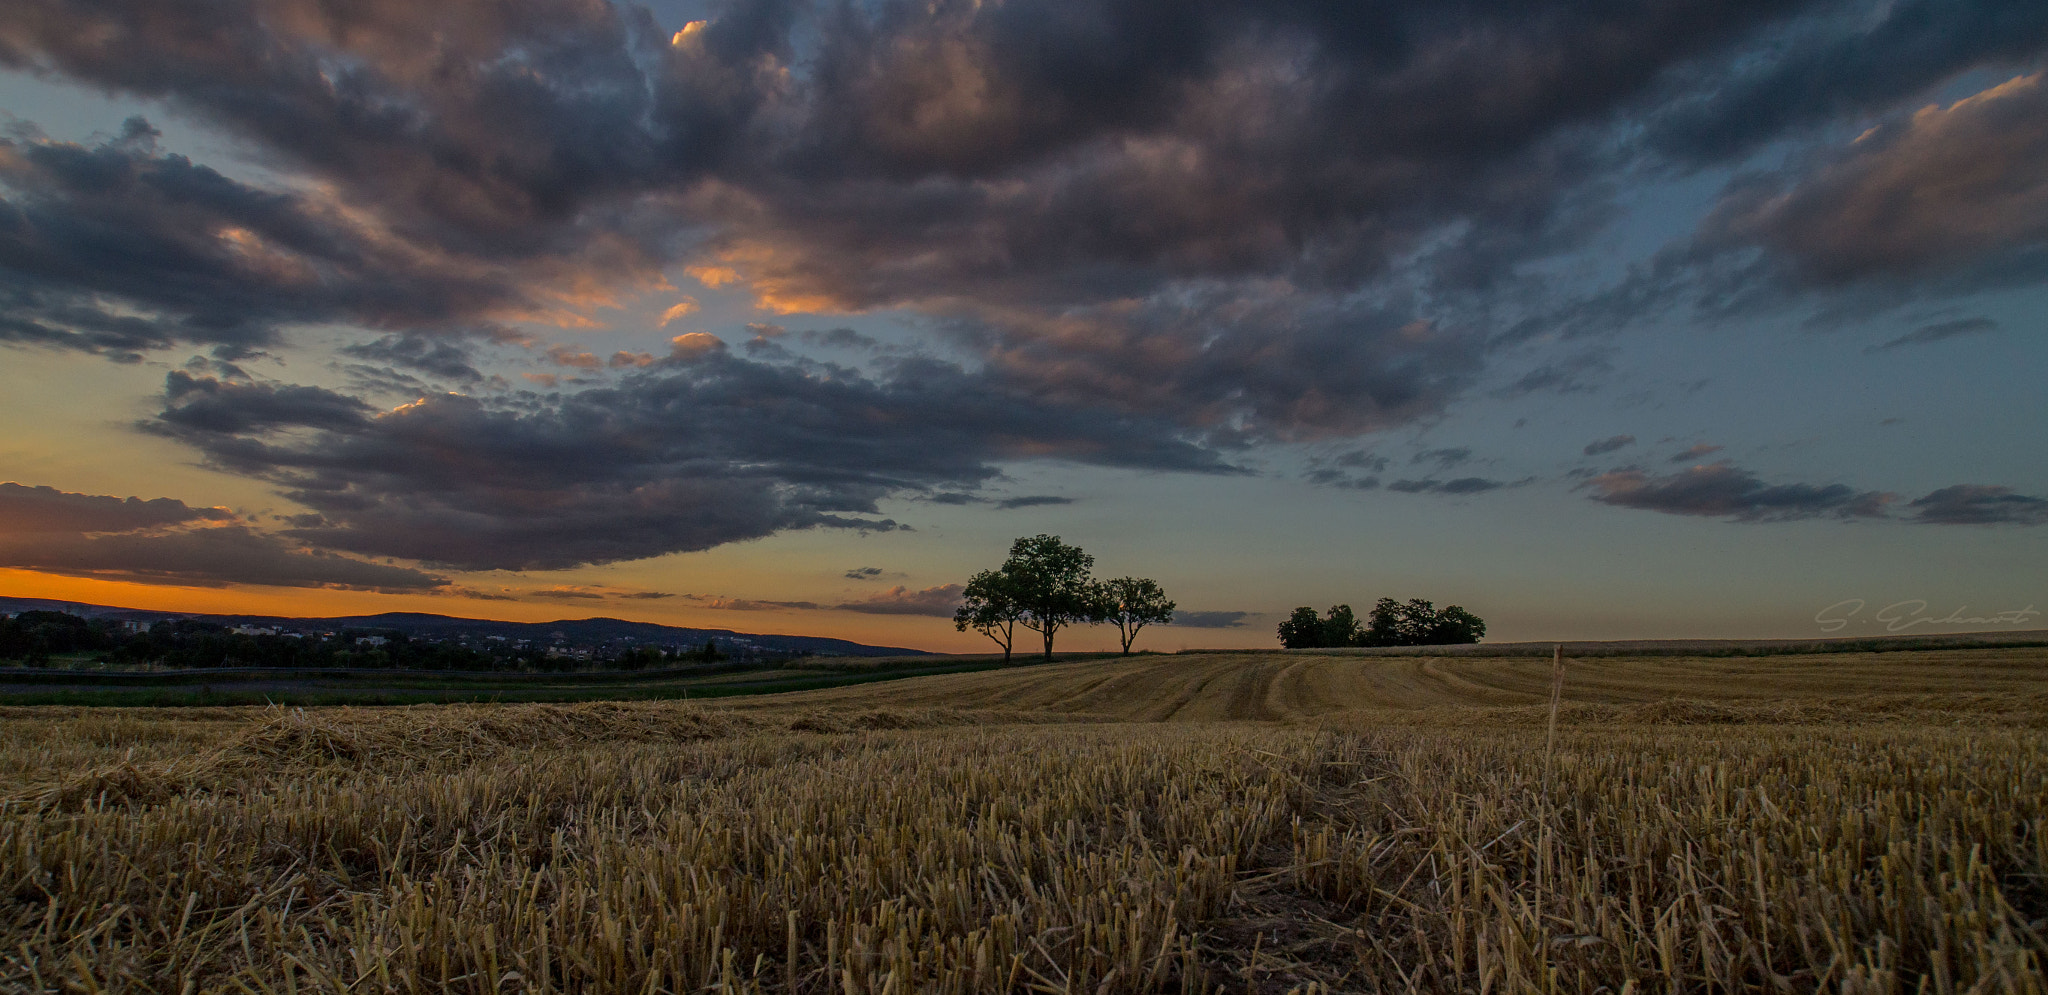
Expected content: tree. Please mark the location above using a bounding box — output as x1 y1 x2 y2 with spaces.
1277 607 1325 648
955 568 1028 662
1363 597 1485 646
1364 598 1405 647
1429 606 1487 644
1001 534 1099 660
1095 576 1175 655
1321 604 1363 647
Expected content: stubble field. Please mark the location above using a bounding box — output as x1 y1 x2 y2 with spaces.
4 648 2045 993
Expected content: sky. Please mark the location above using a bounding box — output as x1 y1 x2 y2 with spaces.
0 0 2043 652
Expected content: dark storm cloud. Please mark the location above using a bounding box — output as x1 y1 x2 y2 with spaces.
0 481 446 591
1168 611 1250 629
149 353 1236 572
0 0 690 251
1865 318 2000 354
834 584 963 617
1583 435 1636 456
1905 485 2048 526
0 0 1885 435
1585 462 1892 522
0 125 569 358
0 481 232 533
7 0 2045 559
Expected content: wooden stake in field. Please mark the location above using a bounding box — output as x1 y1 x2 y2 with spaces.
1544 643 1564 789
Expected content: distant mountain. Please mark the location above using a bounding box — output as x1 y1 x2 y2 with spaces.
0 596 930 657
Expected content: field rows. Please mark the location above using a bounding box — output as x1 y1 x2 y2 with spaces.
760 648 2048 724
3 648 2046 993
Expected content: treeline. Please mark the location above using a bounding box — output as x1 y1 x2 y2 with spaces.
1277 599 1485 648
0 611 729 671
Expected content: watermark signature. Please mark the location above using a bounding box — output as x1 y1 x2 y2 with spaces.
1816 599 2039 633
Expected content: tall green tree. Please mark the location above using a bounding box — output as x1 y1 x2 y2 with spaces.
1094 576 1175 655
954 568 1027 662
1001 534 1099 660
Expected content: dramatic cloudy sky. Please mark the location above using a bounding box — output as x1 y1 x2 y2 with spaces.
2 0 2043 649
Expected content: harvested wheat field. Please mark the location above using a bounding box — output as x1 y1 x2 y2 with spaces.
4 647 2047 993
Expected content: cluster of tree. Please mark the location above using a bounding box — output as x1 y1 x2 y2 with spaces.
0 610 107 662
0 612 736 672
1277 599 1486 649
954 535 1175 661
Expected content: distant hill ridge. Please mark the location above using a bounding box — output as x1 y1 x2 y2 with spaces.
0 596 928 658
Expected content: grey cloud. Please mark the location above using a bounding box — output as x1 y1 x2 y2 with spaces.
340 335 485 382
0 481 233 534
1697 73 2048 292
799 327 881 350
0 523 446 591
0 126 556 360
995 495 1072 510
1646 2 2048 166
1669 443 1723 463
1586 462 1892 522
156 371 373 437
148 352 1236 572
1413 448 1473 469
455 588 520 601
10 0 2045 532
1866 317 1999 353
1305 469 1380 491
1168 611 1250 629
1493 350 1614 397
1305 448 1389 490
957 294 1484 442
1387 477 1505 495
834 584 964 617
1583 435 1636 456
680 594 822 612
1906 485 2048 526
844 566 885 580
0 478 446 590
1332 451 1388 472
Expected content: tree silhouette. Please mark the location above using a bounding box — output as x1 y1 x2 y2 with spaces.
1277 607 1325 648
954 568 1027 662
1095 576 1175 655
1002 535 1100 660
1281 599 1486 647
1322 604 1363 647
